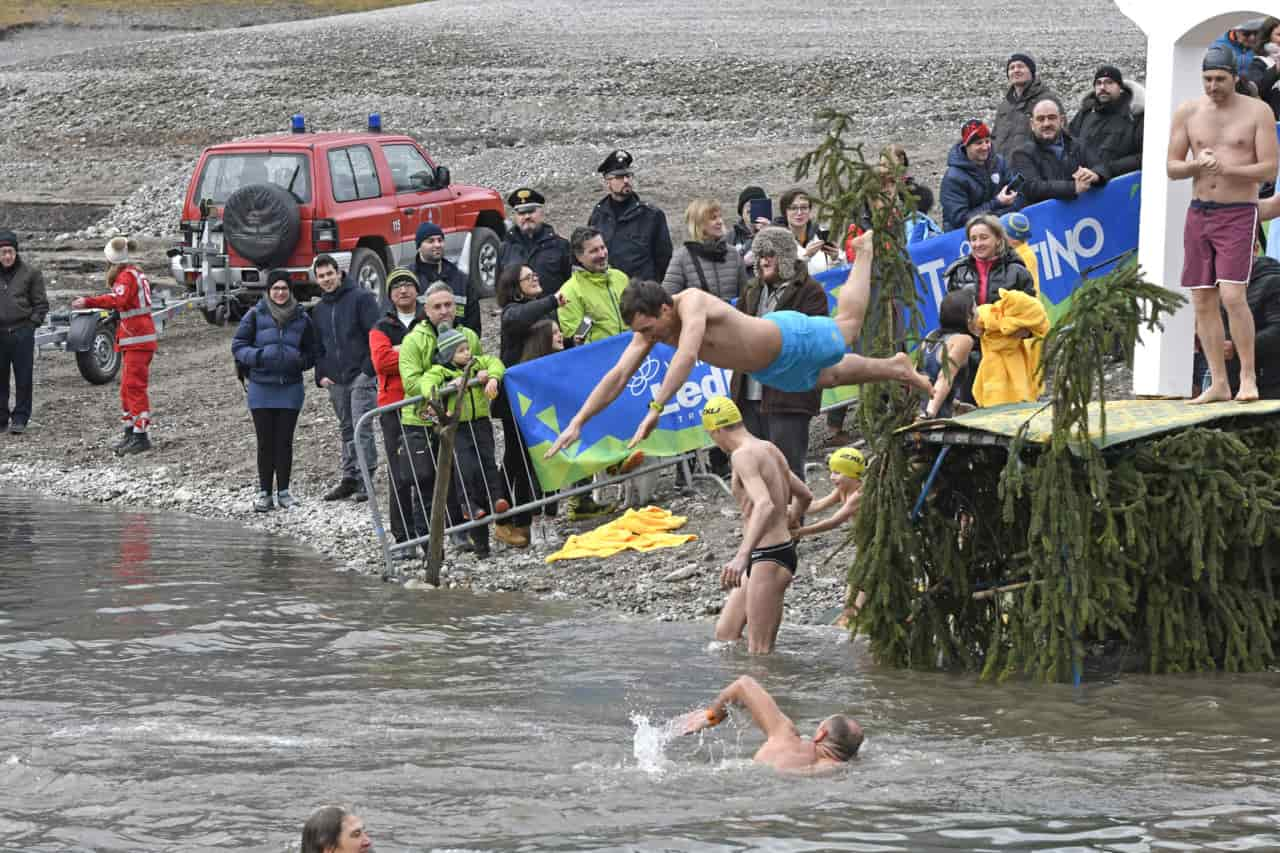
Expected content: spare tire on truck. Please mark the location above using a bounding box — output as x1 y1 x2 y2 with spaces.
222 183 301 269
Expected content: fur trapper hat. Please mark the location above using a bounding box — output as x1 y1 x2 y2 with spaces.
751 226 799 282
104 235 137 265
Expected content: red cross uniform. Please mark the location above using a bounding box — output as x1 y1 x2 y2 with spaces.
83 265 157 432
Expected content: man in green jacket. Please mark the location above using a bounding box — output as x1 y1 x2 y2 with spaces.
557 226 628 347
397 281 497 552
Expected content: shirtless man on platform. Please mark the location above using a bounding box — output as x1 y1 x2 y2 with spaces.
1168 43 1280 403
676 675 863 772
544 229 931 454
700 396 812 654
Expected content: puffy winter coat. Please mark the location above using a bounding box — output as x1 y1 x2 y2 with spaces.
940 144 1014 232
398 324 488 428
1011 130 1094 205
232 298 320 410
369 309 424 407
421 352 506 424
499 292 559 370
944 249 1036 305
1244 55 1280 120
557 267 628 345
1068 82 1145 183
994 78 1062 160
728 270 829 417
311 276 380 384
497 223 574 295
0 255 48 330
412 255 479 336
661 239 749 301
82 265 157 352
588 194 673 282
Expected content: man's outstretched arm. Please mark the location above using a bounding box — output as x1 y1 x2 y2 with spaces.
545 333 655 457
626 297 708 447
680 675 797 739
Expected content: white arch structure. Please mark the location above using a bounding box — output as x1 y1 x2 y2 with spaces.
1115 1 1274 396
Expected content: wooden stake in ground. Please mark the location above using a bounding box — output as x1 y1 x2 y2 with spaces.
423 362 476 586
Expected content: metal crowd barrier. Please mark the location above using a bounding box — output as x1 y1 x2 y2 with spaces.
353 394 728 577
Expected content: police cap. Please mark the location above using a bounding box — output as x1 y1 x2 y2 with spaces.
597 149 634 177
507 187 546 212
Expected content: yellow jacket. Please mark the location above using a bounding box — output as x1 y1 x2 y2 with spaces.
973 288 1050 407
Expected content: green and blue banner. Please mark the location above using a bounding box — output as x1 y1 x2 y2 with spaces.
509 172 1146 490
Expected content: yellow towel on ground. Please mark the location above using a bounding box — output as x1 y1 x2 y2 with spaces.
546 506 697 563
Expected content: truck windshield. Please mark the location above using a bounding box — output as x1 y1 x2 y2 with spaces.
194 153 312 204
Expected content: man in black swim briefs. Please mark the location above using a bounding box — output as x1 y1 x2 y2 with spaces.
701 395 813 654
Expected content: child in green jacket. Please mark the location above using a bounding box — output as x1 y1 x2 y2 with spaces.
423 327 510 556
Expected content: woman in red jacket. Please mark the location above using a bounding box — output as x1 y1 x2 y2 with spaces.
73 236 157 455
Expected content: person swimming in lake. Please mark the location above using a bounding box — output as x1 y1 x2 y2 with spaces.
677 675 863 772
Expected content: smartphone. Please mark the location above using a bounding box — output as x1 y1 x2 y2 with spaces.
574 316 593 340
816 226 831 243
748 197 773 224
1006 172 1025 193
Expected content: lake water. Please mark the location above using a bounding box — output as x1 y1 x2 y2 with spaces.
2 492 1278 852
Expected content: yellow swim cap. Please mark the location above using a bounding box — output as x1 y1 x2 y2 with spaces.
701 396 743 432
829 446 865 479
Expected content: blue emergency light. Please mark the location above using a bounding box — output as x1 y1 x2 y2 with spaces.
368 113 382 132
291 114 306 133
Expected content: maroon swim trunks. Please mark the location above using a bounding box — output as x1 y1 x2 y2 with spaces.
1181 200 1257 288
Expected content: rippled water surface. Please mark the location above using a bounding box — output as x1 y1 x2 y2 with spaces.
2 493 1279 852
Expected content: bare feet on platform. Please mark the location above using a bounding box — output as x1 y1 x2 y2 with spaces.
1236 379 1260 403
1189 383 1232 405
893 352 934 395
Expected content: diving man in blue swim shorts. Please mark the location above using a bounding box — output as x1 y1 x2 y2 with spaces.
546 228 931 454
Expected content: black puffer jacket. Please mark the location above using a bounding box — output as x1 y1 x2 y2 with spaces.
1011 130 1093 205
1067 81 1145 183
1220 256 1280 397
0 254 48 330
412 255 480 337
497 223 573 295
943 249 1035 305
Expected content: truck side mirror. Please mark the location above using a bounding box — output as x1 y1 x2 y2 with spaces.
434 165 451 189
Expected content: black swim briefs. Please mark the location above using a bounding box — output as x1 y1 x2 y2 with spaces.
746 540 799 576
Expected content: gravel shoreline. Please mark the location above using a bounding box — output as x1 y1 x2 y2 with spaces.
0 0 1146 627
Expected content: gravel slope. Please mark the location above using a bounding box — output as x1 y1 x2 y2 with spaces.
0 0 1146 627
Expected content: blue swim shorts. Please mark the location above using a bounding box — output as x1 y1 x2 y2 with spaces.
748 310 848 393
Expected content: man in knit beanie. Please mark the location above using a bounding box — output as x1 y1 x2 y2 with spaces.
993 51 1061 160
0 229 48 434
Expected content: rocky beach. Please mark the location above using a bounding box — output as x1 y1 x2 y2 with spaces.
0 0 1146 624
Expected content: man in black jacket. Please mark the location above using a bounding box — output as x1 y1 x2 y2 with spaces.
1012 98 1100 205
311 254 382 502
412 222 480 336
587 149 673 282
1068 65 1145 182
497 187 573 295
0 230 47 434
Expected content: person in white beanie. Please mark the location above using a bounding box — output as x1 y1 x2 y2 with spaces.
72 236 157 454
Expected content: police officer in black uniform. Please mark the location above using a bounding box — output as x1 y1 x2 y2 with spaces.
586 149 673 282
497 187 574 295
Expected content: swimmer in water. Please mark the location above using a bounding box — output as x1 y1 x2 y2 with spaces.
301 806 373 853
677 674 863 772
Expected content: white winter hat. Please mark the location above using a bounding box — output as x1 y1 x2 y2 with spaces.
104 235 137 264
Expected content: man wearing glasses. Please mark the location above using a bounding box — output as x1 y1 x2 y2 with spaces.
587 149 673 282
497 187 573 295
1010 98 1102 205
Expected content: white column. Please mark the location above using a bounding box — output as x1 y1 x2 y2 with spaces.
1112 2 1271 396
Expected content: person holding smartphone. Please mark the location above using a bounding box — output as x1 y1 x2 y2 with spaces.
941 119 1019 232
731 185 774 263
557 226 628 348
779 188 840 274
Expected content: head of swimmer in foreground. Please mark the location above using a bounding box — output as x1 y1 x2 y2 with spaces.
301 806 372 853
828 446 865 490
814 713 865 762
621 279 679 345
701 395 747 451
